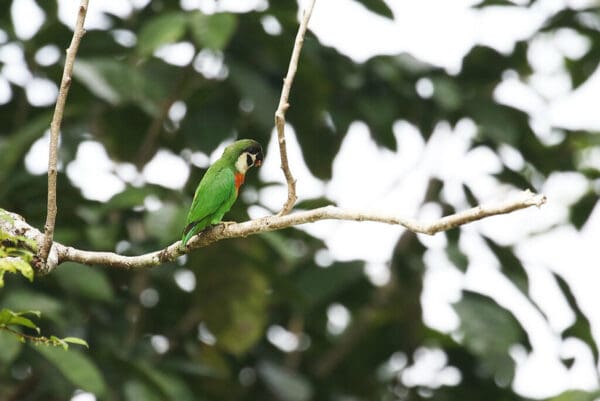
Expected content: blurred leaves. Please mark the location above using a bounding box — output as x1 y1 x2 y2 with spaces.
2 290 63 323
196 262 269 355
135 363 195 401
53 262 115 302
481 235 529 293
569 190 597 229
553 273 598 365
124 380 162 401
453 291 530 385
0 112 52 188
137 12 188 56
0 0 599 400
144 202 187 247
258 360 313 401
355 0 395 19
35 346 105 395
549 390 600 401
0 329 23 364
189 12 238 50
73 58 166 115
137 11 237 56
294 261 364 309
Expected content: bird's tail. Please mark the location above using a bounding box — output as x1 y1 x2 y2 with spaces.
181 222 197 247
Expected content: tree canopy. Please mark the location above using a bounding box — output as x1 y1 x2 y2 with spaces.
1 0 600 400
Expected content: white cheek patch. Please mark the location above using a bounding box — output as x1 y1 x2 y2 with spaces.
235 153 249 174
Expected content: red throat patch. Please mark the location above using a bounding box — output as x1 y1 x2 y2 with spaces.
234 172 245 192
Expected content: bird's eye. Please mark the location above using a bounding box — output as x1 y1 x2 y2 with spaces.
246 154 253 167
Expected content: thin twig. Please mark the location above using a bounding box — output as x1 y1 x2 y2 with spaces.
39 0 89 262
275 0 317 216
3 191 546 273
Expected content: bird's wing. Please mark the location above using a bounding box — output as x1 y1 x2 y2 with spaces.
184 167 235 231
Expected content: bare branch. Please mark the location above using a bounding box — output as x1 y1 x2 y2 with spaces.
2 191 545 274
275 0 317 216
40 0 89 262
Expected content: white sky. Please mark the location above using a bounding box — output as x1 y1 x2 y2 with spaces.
4 0 600 398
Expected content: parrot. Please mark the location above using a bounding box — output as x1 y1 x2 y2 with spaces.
181 139 264 248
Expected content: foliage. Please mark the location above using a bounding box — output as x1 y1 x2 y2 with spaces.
0 0 599 401
0 209 36 287
0 209 90 350
0 308 88 348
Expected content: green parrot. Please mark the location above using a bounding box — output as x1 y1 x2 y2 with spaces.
181 139 264 247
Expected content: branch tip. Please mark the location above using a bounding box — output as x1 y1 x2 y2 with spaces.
274 0 317 216
39 0 89 263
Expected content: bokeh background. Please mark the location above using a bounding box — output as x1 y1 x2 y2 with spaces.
1 0 600 400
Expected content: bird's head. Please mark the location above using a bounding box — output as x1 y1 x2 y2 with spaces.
226 139 264 174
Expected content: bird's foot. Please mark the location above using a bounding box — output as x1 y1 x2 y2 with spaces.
220 221 237 229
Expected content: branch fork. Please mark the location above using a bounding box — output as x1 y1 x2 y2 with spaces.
19 0 548 274
39 0 89 262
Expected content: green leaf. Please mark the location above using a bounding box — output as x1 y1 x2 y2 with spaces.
472 0 516 7
0 257 34 287
553 273 598 364
569 190 597 229
5 315 40 333
481 235 529 294
0 227 36 286
0 308 13 324
446 243 469 272
62 337 90 349
189 12 237 50
138 12 188 56
53 262 115 302
453 291 530 385
355 0 394 19
49 335 69 350
0 308 41 331
35 346 106 396
294 197 335 210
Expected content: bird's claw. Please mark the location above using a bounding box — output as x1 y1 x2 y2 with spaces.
220 221 237 228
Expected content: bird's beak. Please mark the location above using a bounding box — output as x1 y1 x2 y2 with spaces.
255 159 262 167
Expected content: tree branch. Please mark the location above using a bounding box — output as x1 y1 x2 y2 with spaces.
2 191 545 274
40 0 89 262
275 0 317 216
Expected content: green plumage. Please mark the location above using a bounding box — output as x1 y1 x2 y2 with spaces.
181 139 263 247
